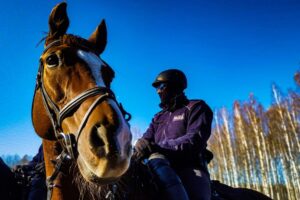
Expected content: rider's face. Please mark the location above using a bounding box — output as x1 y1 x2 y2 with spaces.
155 83 174 105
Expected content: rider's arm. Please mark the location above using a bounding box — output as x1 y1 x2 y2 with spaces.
164 101 213 154
142 111 163 142
142 119 156 142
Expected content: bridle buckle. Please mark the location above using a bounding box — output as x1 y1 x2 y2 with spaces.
58 132 77 159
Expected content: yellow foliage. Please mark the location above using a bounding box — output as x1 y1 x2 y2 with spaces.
208 84 300 200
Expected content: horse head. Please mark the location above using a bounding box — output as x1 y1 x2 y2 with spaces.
32 2 132 185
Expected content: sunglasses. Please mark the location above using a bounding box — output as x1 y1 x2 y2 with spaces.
155 83 167 91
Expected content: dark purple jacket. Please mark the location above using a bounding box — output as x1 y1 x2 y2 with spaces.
143 100 213 168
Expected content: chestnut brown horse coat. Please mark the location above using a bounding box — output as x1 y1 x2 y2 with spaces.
32 3 132 200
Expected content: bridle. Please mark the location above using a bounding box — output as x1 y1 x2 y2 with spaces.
34 40 131 200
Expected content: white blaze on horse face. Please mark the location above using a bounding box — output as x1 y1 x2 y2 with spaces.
77 50 105 87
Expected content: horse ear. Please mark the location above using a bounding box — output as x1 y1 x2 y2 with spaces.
32 88 56 140
88 20 107 55
48 2 69 40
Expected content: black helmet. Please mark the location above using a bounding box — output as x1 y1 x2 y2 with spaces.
152 69 187 90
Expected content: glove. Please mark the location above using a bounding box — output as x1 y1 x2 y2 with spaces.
134 138 152 160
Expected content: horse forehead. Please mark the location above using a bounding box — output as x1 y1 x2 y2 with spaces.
77 50 105 87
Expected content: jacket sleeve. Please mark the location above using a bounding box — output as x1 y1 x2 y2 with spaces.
142 118 156 142
164 101 213 154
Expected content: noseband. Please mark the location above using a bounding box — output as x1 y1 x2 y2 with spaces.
34 40 131 199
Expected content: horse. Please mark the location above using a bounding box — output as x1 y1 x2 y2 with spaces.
31 2 132 199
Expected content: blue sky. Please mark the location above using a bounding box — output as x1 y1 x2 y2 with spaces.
0 0 299 156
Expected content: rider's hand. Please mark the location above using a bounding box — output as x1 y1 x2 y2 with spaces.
134 138 152 160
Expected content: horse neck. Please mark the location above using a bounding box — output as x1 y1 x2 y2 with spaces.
42 139 80 200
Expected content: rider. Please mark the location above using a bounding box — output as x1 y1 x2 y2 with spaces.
134 69 213 200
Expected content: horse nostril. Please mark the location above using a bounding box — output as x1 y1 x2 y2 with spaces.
90 125 105 148
89 125 106 157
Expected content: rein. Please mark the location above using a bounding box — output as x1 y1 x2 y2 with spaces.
35 40 131 200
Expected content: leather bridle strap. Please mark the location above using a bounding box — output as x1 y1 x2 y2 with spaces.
57 91 112 158
46 151 71 200
58 87 113 127
75 92 110 140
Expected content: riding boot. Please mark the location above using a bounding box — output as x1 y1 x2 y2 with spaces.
145 153 189 200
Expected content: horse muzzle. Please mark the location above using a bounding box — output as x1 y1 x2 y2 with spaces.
76 100 132 183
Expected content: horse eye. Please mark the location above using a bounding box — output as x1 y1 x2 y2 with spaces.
46 54 59 68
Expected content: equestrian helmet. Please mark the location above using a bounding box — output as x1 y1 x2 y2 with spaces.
152 69 187 90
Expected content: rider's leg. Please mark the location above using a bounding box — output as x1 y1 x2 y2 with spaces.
146 153 190 200
177 167 211 200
